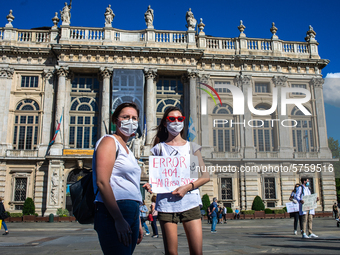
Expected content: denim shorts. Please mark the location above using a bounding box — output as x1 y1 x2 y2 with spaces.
94 200 140 255
157 206 201 223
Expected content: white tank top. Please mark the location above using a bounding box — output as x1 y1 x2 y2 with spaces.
93 135 142 204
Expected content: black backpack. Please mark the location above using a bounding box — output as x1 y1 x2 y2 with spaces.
70 147 119 224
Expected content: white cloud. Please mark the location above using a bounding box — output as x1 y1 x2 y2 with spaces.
323 73 340 107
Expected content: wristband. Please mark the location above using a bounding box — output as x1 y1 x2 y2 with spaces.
190 182 194 190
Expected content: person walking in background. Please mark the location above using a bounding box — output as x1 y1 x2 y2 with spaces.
290 184 303 235
333 202 339 220
295 178 319 239
210 198 218 233
150 195 158 238
0 197 9 235
222 206 227 224
93 102 143 255
139 200 150 236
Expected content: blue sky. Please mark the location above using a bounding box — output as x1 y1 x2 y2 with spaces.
1 0 340 143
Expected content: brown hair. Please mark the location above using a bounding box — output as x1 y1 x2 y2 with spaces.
152 106 184 146
292 183 300 193
111 102 140 124
151 195 157 203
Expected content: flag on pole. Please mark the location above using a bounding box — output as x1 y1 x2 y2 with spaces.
187 115 197 142
49 114 62 145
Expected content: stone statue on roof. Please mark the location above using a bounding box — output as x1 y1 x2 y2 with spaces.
104 4 115 27
60 1 72 25
186 8 197 31
144 5 154 29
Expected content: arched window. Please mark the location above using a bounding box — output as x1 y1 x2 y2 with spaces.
212 104 235 152
156 76 183 125
252 104 275 152
291 106 314 152
13 99 40 150
69 74 99 149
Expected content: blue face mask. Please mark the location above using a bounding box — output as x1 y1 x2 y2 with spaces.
306 182 310 187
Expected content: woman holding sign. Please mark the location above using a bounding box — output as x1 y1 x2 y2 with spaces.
144 106 210 255
93 102 143 255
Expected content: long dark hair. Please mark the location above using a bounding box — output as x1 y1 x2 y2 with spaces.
292 183 300 193
152 106 185 147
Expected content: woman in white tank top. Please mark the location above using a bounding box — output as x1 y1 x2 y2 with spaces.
144 106 210 255
93 102 143 255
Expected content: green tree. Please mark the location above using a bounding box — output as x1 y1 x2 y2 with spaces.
201 194 210 215
22 197 35 215
329 137 340 202
251 196 265 211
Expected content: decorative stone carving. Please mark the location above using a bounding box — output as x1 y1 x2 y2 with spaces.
235 74 252 89
55 66 69 77
310 77 324 88
187 69 199 79
127 131 146 159
144 68 157 80
100 67 113 79
238 20 246 37
60 1 72 25
104 5 115 27
270 22 278 39
144 5 154 29
0 68 14 78
305 25 316 42
5 10 15 27
52 12 60 28
198 18 205 35
43 69 55 80
272 76 288 86
50 170 59 205
186 8 197 31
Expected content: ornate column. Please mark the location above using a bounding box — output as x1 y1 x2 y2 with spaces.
236 75 255 158
50 66 68 155
187 69 199 138
39 70 55 157
46 159 64 214
311 78 332 158
272 76 293 158
144 68 157 146
99 67 113 136
0 67 14 155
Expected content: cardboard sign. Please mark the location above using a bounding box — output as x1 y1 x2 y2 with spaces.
302 193 317 211
149 155 198 194
286 202 299 213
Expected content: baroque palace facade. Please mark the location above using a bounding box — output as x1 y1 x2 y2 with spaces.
0 4 337 215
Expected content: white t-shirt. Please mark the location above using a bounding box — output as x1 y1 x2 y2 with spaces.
150 141 202 213
93 135 142 204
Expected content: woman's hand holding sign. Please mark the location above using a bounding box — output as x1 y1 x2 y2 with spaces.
172 184 192 197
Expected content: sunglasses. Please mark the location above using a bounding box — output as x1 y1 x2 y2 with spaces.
166 116 186 122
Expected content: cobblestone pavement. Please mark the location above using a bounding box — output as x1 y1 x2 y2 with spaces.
0 218 339 254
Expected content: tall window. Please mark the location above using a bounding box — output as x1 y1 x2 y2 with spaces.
264 177 276 199
212 104 235 152
13 99 40 150
253 105 275 152
69 75 99 149
291 106 314 152
14 178 27 202
214 81 231 93
21 76 38 88
291 84 307 95
255 82 269 93
156 76 183 124
221 178 232 200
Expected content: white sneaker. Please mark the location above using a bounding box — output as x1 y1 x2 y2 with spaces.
145 233 150 236
309 233 318 238
294 231 297 235
302 233 310 238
